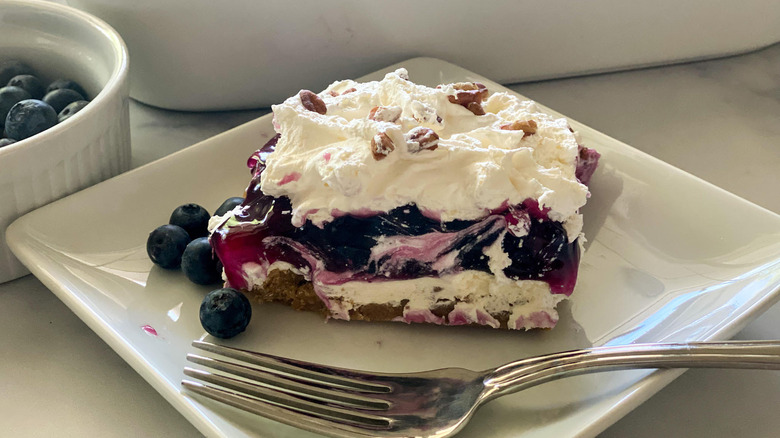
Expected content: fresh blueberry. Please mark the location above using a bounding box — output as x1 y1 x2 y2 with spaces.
182 237 222 285
199 288 252 339
8 75 45 99
4 99 57 141
42 88 85 114
170 203 211 239
57 100 89 123
46 78 88 99
146 224 190 269
0 61 34 85
214 196 244 216
0 86 32 128
0 138 16 147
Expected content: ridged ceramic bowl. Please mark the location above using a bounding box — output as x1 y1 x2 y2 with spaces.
0 0 130 283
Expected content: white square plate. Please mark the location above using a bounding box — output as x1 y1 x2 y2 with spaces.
7 58 780 438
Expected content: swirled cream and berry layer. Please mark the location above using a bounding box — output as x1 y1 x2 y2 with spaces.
210 69 599 330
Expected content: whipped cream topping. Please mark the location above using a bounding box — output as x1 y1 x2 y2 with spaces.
261 69 590 236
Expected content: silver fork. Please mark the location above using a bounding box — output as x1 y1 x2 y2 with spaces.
182 340 780 438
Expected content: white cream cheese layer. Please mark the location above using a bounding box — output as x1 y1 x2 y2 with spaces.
316 271 563 330
260 69 590 238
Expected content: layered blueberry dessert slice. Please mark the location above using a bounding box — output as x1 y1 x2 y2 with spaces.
210 69 599 330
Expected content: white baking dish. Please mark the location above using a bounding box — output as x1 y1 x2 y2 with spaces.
67 0 780 111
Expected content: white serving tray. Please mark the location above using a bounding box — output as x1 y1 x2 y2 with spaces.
7 58 780 438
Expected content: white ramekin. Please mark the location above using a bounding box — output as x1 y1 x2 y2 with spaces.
1 0 130 283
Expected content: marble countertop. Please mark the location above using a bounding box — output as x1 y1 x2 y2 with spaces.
1 43 778 437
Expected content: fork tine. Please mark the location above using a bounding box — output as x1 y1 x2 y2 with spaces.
181 371 392 427
186 354 391 410
192 340 390 393
182 379 392 437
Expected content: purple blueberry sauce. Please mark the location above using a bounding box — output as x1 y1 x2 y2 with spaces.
212 136 598 297
576 144 601 185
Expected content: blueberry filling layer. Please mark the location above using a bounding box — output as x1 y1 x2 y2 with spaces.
211 135 586 296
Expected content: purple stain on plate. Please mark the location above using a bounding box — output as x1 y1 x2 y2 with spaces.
142 325 158 337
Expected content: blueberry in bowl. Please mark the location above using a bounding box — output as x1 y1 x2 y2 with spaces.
0 85 31 127
46 78 88 99
42 88 85 114
5 99 58 141
1 67 92 138
1 71 91 142
8 74 45 99
57 100 89 123
0 60 34 85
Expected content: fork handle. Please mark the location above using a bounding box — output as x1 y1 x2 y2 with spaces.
483 340 780 399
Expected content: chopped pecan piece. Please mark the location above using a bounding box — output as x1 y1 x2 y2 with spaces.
330 87 357 97
445 82 488 116
299 90 327 114
405 127 439 152
371 132 395 160
368 106 402 123
463 101 486 116
500 120 537 137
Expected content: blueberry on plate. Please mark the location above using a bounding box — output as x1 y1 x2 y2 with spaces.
46 78 88 99
0 60 34 85
8 74 45 99
170 203 211 239
146 224 190 269
214 196 244 216
58 100 89 123
182 237 222 285
0 86 32 127
199 288 252 339
5 99 57 141
0 138 16 147
42 88 85 114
